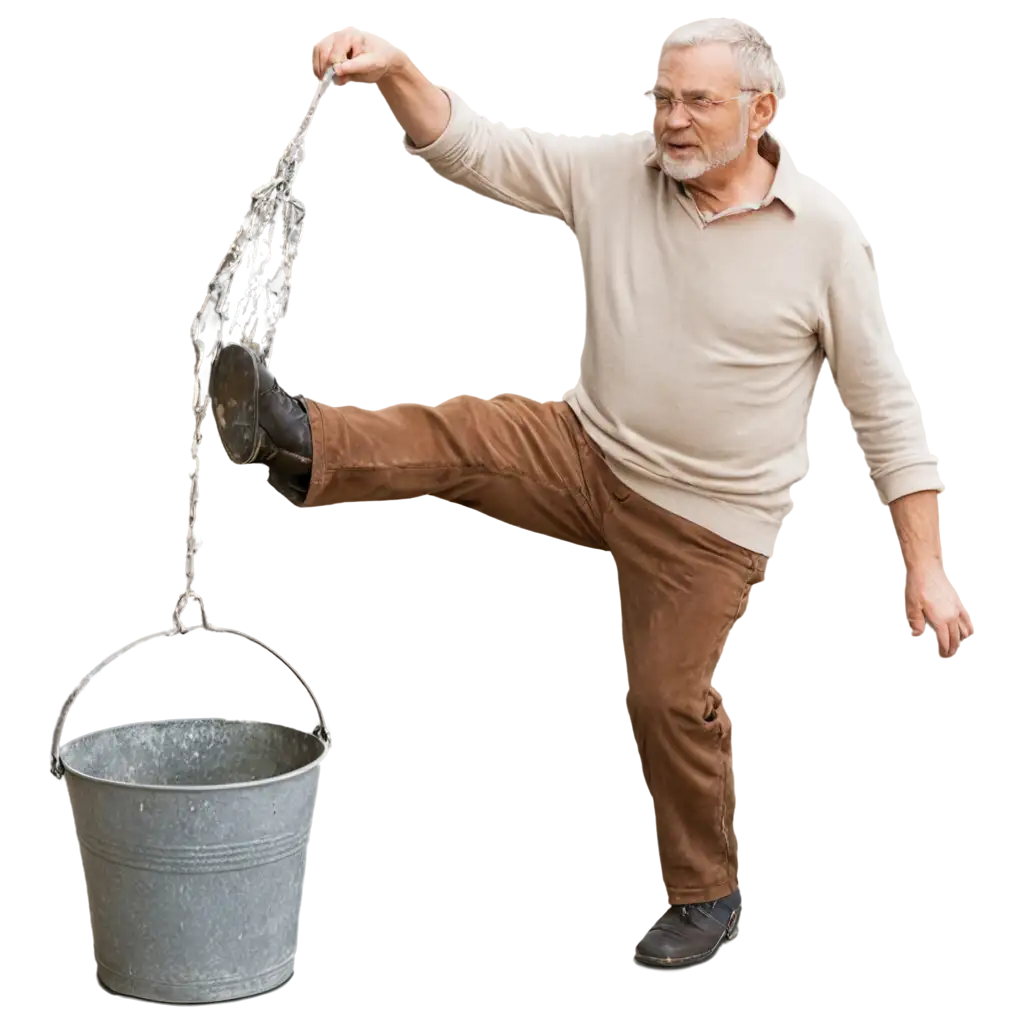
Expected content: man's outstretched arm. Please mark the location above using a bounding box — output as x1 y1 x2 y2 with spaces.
313 26 617 227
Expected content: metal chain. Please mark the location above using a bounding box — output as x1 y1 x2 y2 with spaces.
173 69 336 631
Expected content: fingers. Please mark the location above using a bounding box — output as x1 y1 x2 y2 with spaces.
960 607 975 638
929 602 974 659
917 607 972 658
311 30 323 78
311 26 398 84
944 603 974 657
312 27 364 80
935 616 967 657
313 35 335 79
908 610 927 637
330 51 378 83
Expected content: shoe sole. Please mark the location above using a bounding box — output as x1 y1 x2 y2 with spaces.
210 344 260 465
633 917 740 969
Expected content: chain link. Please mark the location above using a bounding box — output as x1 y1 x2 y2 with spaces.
174 70 336 629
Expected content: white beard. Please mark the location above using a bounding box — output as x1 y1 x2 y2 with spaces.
657 105 751 182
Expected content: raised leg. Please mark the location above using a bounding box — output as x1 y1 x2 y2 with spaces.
209 343 609 545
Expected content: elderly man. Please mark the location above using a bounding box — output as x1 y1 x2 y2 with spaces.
209 18 974 969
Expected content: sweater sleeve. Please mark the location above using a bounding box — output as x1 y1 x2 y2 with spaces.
817 224 944 505
402 87 597 229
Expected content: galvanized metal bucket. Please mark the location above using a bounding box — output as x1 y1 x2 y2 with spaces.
50 595 331 1003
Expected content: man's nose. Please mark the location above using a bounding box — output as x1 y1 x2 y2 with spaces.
665 103 694 130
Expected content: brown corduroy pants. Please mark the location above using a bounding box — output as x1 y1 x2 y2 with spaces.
300 391 768 904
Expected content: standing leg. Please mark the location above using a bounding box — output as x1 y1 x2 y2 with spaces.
573 429 768 904
208 341 607 547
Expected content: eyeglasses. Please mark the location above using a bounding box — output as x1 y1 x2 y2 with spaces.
644 89 761 118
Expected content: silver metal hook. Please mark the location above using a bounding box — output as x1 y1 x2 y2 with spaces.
173 591 209 633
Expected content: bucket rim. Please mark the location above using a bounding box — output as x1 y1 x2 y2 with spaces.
58 716 329 793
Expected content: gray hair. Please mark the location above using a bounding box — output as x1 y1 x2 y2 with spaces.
661 18 786 101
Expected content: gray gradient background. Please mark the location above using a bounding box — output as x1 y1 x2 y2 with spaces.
4 8 1019 1024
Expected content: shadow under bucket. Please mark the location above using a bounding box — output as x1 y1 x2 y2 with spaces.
51 603 331 1004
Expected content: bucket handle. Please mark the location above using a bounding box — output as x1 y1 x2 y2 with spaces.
50 592 331 779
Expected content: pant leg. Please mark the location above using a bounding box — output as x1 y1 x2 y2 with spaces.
299 393 608 550
574 426 768 904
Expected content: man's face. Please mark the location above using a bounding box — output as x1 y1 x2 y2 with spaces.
652 42 753 182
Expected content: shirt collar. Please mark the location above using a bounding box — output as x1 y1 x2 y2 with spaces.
643 130 802 217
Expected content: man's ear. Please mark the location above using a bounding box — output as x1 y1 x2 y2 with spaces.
753 93 777 133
